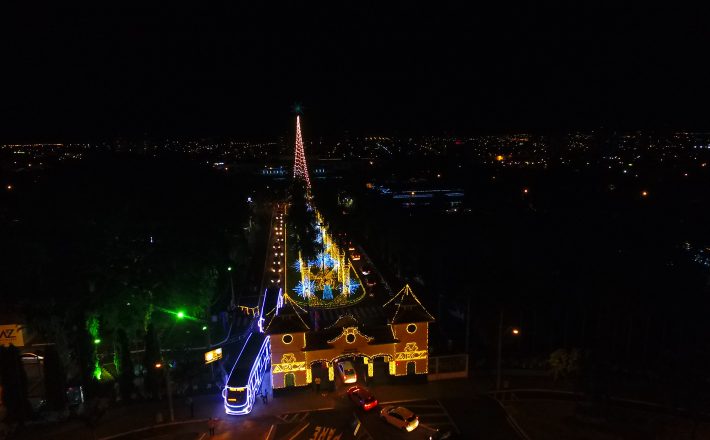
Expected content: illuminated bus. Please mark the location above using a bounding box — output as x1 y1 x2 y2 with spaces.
222 331 270 415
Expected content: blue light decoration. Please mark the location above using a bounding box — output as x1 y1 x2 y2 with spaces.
314 252 336 269
223 333 270 416
345 279 360 295
315 231 323 244
258 287 269 332
323 284 333 300
292 260 302 272
293 280 316 298
275 288 284 314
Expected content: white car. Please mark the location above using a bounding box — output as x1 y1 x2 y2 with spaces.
336 360 357 384
380 406 419 432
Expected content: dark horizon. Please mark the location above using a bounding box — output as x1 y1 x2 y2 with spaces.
2 4 708 141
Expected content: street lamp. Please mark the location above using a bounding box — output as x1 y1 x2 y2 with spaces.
496 310 520 397
228 266 236 310
154 361 174 421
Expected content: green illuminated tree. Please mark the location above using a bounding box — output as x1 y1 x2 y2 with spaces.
75 315 100 399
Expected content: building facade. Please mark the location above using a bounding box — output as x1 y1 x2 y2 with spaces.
264 284 434 389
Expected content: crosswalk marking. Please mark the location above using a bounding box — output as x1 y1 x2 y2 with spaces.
279 411 310 423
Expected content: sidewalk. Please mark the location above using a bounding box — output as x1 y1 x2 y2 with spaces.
15 394 227 440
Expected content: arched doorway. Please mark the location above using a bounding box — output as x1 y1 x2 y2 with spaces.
309 360 328 388
407 361 416 375
284 373 295 387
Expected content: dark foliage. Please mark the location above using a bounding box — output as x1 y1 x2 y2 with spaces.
142 323 162 399
115 328 134 402
0 345 31 423
287 180 318 261
43 345 67 411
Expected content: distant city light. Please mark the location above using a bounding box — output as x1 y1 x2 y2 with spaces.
523 188 529 194
641 190 648 197
496 155 504 161
6 184 12 190
512 328 520 335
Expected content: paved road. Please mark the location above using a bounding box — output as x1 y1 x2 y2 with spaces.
277 398 456 440
19 378 521 440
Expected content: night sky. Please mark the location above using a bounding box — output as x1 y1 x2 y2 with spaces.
1 3 707 140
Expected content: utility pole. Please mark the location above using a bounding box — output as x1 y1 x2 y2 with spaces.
228 266 236 311
496 309 503 395
465 296 471 353
162 362 175 422
495 310 521 399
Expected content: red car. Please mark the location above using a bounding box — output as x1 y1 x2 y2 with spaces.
347 386 378 411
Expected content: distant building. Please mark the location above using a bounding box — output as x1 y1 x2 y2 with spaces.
372 184 465 211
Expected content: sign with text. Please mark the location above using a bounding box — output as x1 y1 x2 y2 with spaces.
0 324 24 347
204 347 222 364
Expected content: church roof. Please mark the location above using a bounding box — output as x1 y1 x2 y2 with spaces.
301 313 400 351
325 313 359 330
383 284 435 324
264 294 311 334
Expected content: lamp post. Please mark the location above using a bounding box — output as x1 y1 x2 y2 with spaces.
495 310 520 397
227 266 236 311
155 361 174 422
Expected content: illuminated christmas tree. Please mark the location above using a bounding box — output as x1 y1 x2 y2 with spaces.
293 115 311 189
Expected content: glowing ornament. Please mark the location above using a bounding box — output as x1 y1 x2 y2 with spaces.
293 280 316 298
323 284 333 300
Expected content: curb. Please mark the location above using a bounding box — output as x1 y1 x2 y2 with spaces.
492 398 531 440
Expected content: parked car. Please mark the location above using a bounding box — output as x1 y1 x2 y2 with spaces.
360 266 372 276
347 385 378 411
365 276 376 287
336 360 357 384
380 406 419 432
